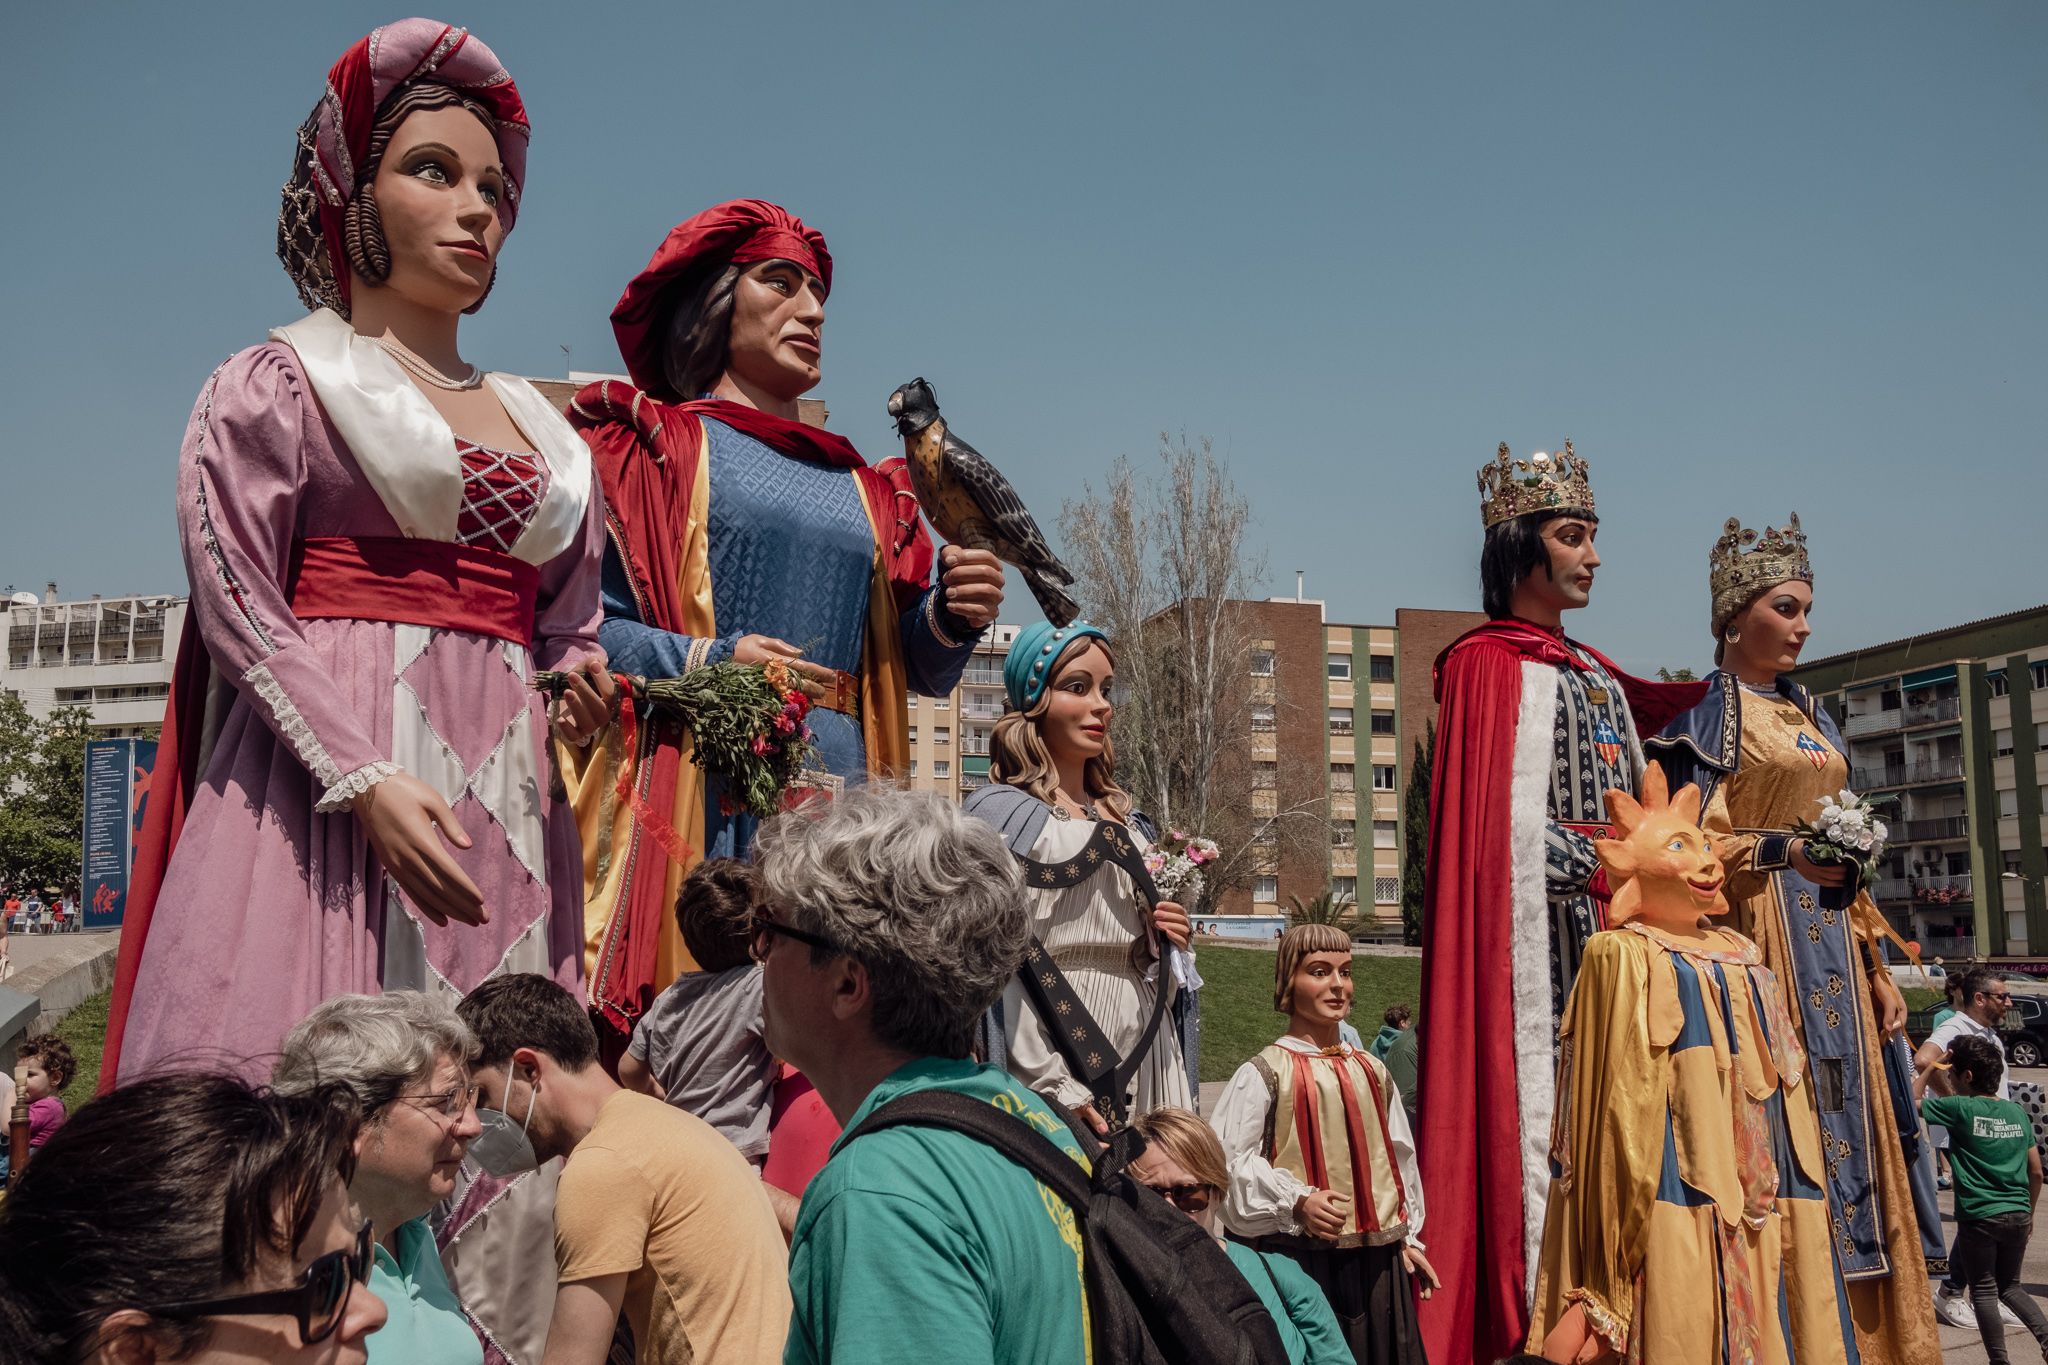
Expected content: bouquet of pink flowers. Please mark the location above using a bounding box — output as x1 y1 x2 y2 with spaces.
1144 828 1221 904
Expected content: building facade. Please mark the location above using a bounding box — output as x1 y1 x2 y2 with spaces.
1786 604 2048 959
904 622 1016 799
4 584 186 737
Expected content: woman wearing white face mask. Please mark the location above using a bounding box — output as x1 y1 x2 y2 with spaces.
273 993 485 1365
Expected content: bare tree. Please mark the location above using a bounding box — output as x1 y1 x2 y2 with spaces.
1060 434 1325 909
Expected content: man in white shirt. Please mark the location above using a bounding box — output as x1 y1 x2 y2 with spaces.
1916 966 2018 1328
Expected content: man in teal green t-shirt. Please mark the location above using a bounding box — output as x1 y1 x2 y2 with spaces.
1917 1033 2048 1364
753 789 1090 1365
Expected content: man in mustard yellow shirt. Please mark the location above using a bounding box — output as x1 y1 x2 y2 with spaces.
459 973 790 1364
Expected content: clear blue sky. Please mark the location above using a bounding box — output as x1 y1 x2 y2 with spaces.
4 3 2042 675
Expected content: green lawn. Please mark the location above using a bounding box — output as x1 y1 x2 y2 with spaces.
1196 946 1422 1083
50 988 109 1112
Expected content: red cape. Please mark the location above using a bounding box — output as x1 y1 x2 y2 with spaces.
1415 619 1704 1364
101 626 214 1092
567 383 931 1036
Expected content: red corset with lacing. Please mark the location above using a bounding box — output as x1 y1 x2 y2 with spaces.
455 440 549 552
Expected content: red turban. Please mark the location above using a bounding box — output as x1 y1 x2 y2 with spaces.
283 18 531 312
610 200 833 399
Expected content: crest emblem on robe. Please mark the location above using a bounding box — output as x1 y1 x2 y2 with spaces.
1593 718 1622 768
1795 731 1829 769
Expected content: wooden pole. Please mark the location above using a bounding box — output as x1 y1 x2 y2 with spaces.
8 1055 29 1188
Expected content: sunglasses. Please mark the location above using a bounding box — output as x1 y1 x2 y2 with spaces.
1141 1180 1215 1213
750 909 841 961
147 1221 372 1346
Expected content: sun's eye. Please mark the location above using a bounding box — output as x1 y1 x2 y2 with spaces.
1667 838 1686 852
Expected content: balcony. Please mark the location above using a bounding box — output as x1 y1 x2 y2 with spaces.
962 666 1002 687
1902 698 1961 728
1874 874 1974 907
1894 816 1967 842
1844 710 1904 739
1852 756 1964 788
1918 933 1977 960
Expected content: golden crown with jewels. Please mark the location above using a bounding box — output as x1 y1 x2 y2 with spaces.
1709 512 1811 634
1476 440 1596 529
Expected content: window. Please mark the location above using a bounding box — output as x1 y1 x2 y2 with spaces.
1253 761 1277 790
1254 876 1278 903
1372 765 1397 792
933 698 951 711
2034 662 2048 691
1332 876 1357 901
1326 654 1352 681
1374 876 1400 905
1988 671 2009 698
1369 655 1395 683
2001 789 2020 819
1252 649 1275 677
1880 688 1901 711
1331 820 1356 846
933 760 950 779
910 760 920 777
1997 729 2015 759
908 725 918 744
1330 763 1355 792
1251 703 1276 732
934 726 950 746
1373 820 1397 849
2009 853 2026 876
1370 711 1395 736
1328 707 1353 734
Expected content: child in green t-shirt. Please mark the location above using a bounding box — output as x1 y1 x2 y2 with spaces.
1918 1034 2048 1364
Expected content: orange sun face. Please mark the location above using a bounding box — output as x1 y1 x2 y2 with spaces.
1593 766 1729 930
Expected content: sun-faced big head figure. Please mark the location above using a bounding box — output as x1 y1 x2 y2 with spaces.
1593 764 1728 932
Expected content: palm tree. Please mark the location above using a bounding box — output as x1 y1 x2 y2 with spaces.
1287 890 1359 934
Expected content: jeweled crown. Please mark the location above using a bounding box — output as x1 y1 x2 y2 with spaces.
1477 440 1595 529
1709 512 1811 633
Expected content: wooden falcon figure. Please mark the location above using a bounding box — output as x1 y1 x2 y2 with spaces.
887 377 1080 626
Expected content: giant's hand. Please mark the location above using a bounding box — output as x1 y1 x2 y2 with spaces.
939 546 1004 629
1294 1188 1350 1240
1790 839 1853 887
1400 1245 1440 1300
548 657 615 746
1153 900 1192 951
733 635 838 697
352 773 486 927
1869 968 1908 1037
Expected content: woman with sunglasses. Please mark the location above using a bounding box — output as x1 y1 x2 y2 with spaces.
1129 1107 1349 1365
273 993 485 1365
0 1071 384 1364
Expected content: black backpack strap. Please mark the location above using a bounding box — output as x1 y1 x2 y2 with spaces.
1013 820 1174 1126
846 1087 1098 1213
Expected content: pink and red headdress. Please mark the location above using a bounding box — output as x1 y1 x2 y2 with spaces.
279 18 530 313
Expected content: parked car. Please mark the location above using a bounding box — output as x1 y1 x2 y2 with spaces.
1912 994 2048 1069
1888 960 1946 989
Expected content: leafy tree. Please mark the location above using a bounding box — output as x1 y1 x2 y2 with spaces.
1287 890 1358 934
1656 666 1698 682
1400 720 1434 948
0 697 93 894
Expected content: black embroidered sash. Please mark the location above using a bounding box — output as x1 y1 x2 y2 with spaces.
1012 819 1171 1127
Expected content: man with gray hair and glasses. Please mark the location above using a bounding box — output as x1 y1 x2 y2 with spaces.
755 787 1092 1364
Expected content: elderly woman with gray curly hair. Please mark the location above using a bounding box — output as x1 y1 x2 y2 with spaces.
273 990 486 1365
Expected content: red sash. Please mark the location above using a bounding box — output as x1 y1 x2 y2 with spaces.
287 536 538 645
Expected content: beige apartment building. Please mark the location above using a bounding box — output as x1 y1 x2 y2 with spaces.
4 583 186 738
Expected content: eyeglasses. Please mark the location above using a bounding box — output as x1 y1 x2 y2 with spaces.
1141 1180 1215 1213
147 1221 372 1346
750 909 841 962
395 1080 479 1123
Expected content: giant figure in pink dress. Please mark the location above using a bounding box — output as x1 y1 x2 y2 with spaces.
104 19 614 1088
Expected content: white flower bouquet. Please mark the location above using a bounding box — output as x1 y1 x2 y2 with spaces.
1792 789 1889 890
1143 829 1221 905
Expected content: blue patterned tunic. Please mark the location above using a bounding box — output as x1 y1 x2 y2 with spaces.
1542 642 1644 1014
598 417 980 855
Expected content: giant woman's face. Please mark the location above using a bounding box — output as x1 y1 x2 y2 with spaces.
724 260 825 402
362 104 507 315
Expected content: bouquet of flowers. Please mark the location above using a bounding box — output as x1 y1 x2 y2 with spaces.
537 659 816 820
1791 788 1889 890
1144 828 1221 905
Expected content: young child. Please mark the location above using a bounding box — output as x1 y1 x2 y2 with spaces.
21 1034 75 1152
618 859 775 1163
1918 1033 2048 1364
1211 923 1437 1365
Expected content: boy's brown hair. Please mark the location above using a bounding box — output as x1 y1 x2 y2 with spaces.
678 858 762 973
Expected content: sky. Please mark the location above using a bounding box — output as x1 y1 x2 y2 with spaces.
3 2 2043 676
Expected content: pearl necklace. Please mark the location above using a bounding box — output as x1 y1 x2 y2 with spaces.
373 334 484 391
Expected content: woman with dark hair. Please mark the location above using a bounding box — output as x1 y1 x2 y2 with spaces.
1649 514 1940 1364
563 200 1004 1047
963 621 1194 1121
104 19 612 1090
1415 443 1706 1365
0 1072 385 1364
